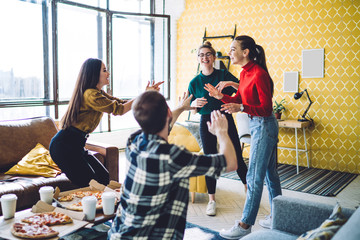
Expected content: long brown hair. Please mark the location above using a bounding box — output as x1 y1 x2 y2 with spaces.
60 58 102 129
235 35 274 96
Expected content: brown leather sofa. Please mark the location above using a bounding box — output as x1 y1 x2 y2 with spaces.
0 116 119 214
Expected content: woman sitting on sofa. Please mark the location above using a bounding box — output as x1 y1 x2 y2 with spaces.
50 58 162 187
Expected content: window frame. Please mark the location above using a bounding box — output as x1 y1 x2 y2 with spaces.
0 0 171 132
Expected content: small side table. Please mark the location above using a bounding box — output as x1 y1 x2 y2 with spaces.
277 119 311 174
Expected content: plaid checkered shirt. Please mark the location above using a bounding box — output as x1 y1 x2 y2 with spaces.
108 130 226 239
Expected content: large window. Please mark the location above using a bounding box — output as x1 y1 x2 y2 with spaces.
57 3 107 101
0 0 48 101
0 0 170 132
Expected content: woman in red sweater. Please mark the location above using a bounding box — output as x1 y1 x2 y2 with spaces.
205 35 282 239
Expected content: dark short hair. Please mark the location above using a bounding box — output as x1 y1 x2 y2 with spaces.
132 91 168 134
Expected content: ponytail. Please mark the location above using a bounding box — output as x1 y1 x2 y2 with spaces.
235 35 274 96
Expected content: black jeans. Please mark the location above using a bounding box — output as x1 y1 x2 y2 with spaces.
200 113 248 194
49 126 109 187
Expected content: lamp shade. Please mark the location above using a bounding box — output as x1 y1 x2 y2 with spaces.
294 91 304 100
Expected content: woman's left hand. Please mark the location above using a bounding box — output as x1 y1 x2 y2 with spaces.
146 81 164 91
215 81 238 92
221 103 242 114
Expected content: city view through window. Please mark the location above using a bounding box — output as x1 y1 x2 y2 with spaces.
0 0 170 132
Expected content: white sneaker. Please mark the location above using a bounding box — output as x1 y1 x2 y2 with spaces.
219 220 252 239
259 215 272 229
205 200 216 216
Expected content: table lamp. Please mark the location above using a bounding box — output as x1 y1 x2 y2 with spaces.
294 88 313 122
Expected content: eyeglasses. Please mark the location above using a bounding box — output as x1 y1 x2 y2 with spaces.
198 52 213 58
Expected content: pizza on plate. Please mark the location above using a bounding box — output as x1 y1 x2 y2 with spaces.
21 212 73 226
11 222 59 239
11 212 73 239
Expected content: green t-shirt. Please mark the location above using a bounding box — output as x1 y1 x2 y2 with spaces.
188 69 238 115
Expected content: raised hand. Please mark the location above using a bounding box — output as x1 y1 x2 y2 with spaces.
178 91 194 111
215 81 239 92
190 97 208 108
220 103 243 114
204 83 223 100
146 81 164 91
207 110 228 136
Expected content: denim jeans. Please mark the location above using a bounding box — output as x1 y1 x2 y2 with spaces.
241 114 282 225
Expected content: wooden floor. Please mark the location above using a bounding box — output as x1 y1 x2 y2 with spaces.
90 131 360 234
116 150 360 234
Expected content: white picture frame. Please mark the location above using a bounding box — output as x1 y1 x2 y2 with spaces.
302 48 324 78
283 71 298 92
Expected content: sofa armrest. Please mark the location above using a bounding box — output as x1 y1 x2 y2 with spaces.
85 141 119 182
272 196 355 236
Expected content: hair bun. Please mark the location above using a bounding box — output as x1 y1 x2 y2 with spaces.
203 41 212 47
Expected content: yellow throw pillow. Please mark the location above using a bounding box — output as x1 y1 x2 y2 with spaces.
297 203 347 240
5 143 61 178
168 124 201 152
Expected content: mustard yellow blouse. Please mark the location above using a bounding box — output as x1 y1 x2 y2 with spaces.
72 89 127 133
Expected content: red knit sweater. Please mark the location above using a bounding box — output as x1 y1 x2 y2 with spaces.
221 61 273 117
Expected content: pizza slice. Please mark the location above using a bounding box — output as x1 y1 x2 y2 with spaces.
58 194 75 202
11 222 59 239
21 212 73 226
72 190 103 199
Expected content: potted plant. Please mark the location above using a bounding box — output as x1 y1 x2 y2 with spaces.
273 99 286 119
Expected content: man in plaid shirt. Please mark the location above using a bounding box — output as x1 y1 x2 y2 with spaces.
108 91 237 239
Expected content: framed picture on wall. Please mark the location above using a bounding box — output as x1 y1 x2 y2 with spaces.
283 71 298 92
302 48 324 78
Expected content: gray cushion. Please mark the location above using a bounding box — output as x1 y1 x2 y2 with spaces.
242 229 298 240
272 196 354 236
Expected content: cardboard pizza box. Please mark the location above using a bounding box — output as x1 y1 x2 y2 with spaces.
52 179 121 224
0 201 88 240
53 179 122 200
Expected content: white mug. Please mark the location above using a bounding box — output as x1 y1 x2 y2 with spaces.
101 192 116 215
82 196 97 221
1 194 17 219
39 186 54 205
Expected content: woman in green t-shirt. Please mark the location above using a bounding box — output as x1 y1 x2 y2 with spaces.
188 42 248 216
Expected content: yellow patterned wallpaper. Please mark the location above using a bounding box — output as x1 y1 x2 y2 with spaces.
176 0 360 174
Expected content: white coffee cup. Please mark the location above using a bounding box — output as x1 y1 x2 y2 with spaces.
1 194 17 219
101 191 116 215
82 195 97 221
39 186 54 205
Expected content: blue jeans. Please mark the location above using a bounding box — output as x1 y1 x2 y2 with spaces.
241 114 282 225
